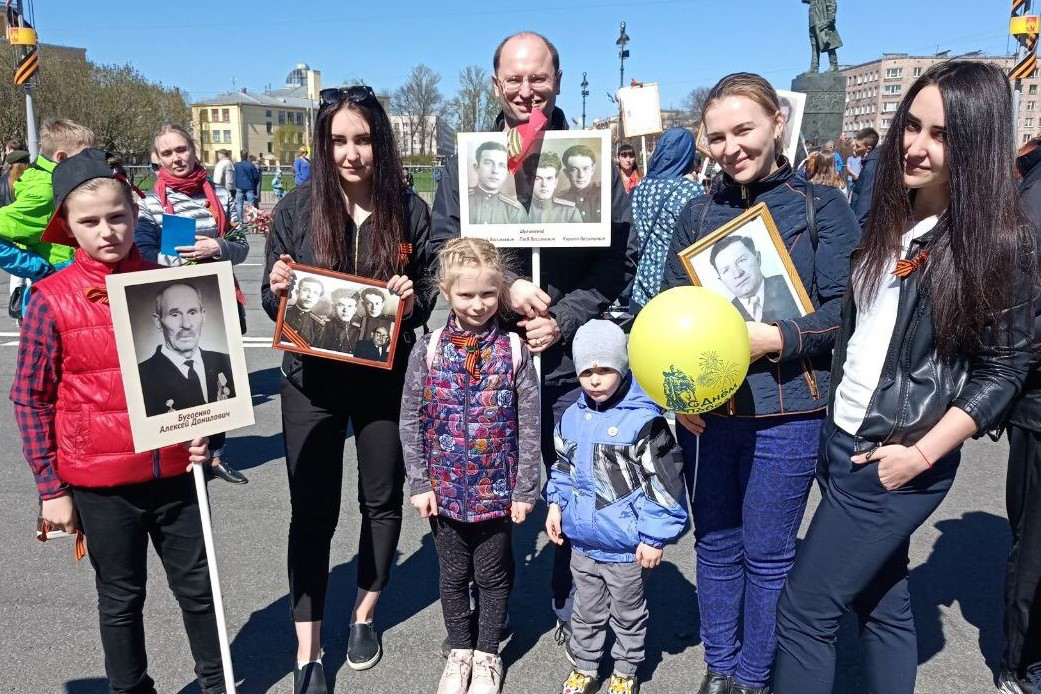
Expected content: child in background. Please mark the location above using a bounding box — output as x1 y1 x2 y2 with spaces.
545 319 688 694
400 237 541 694
11 148 222 693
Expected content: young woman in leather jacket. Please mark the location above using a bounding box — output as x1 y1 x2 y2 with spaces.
774 61 1036 694
661 73 860 694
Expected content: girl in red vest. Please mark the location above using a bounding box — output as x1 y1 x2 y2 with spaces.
399 238 541 694
12 148 221 693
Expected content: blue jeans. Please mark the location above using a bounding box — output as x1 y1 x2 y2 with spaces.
235 188 255 221
679 413 822 688
774 419 959 694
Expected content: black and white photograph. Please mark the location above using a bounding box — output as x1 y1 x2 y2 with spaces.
457 130 612 248
678 203 813 323
273 264 403 369
776 89 807 166
106 263 254 453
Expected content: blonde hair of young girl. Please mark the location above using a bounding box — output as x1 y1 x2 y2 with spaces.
435 237 512 314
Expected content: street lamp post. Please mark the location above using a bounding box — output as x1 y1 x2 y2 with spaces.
616 21 630 144
581 72 590 129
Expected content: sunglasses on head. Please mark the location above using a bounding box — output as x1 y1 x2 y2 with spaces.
319 85 377 108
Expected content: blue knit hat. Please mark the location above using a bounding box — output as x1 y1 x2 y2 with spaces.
572 319 628 376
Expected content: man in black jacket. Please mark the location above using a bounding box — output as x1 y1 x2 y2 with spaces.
999 139 1041 694
431 30 638 638
849 127 879 229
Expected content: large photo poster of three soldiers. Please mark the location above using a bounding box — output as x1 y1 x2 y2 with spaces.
107 263 255 453
458 130 612 248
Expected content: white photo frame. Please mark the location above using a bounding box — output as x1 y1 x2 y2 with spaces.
776 89 807 166
458 129 612 248
107 262 254 453
617 83 663 138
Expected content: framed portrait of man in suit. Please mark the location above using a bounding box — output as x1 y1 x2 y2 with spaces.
106 262 254 453
678 203 813 326
272 263 403 370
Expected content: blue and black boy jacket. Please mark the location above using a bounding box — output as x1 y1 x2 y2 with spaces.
545 373 688 563
661 160 861 417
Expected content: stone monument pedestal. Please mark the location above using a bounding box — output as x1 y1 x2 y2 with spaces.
791 70 845 151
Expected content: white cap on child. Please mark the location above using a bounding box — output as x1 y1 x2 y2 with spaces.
572 319 628 376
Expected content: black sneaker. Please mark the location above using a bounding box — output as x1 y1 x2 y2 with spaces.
697 671 734 694
346 621 382 670
732 685 770 694
294 661 329 694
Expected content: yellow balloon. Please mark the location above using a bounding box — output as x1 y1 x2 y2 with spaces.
629 286 750 414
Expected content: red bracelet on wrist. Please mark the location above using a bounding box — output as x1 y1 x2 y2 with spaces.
913 443 933 468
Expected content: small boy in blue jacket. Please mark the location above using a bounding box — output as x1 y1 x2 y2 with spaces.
545 319 688 694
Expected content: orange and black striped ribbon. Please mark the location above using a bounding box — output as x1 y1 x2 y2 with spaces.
280 322 310 349
14 46 38 85
398 242 413 267
83 287 109 304
893 250 929 278
449 333 480 380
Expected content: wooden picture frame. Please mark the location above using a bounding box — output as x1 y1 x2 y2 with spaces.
678 203 814 323
272 263 404 370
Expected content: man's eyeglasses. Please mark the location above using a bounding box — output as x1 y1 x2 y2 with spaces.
496 73 557 95
319 85 377 108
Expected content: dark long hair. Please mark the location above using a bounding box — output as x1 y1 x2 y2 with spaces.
309 95 406 279
854 60 1033 355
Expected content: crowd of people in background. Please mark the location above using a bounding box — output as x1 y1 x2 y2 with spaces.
7 25 1041 694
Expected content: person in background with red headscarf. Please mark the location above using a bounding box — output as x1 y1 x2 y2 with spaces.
134 122 250 486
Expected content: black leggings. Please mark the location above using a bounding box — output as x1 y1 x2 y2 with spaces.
281 376 405 622
432 515 513 654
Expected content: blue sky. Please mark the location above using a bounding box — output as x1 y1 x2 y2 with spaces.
30 0 1016 124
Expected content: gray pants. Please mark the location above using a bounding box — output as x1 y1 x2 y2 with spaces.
569 551 647 676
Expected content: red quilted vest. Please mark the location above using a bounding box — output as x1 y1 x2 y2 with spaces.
33 246 189 488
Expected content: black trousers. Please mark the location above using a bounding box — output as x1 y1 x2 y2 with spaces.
1005 425 1041 677
281 376 405 622
432 515 513 654
774 420 959 694
73 475 224 694
542 382 584 607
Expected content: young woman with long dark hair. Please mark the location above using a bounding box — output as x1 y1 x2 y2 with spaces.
774 60 1036 694
262 85 434 694
661 73 860 694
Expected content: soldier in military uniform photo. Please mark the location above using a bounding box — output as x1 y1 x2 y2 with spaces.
469 141 524 224
560 144 602 223
523 151 582 224
355 286 394 343
283 274 327 346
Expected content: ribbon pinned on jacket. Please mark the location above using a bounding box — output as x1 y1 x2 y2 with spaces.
506 107 549 174
449 333 480 380
83 287 109 304
893 250 929 278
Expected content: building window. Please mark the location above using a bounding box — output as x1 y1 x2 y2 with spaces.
212 131 220 143
266 109 272 117
267 142 273 153
913 67 922 77
223 130 231 142
884 84 901 94
1027 134 1033 143
221 108 230 122
1031 85 1039 96
883 102 898 112
200 110 209 122
1028 118 1035 128
296 112 303 125
885 67 902 78
1029 101 1037 111
266 122 272 134
278 111 285 125
201 131 210 144
200 150 209 163
881 118 891 128
297 132 303 144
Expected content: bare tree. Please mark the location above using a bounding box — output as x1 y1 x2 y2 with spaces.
392 64 444 156
451 65 498 133
682 86 712 128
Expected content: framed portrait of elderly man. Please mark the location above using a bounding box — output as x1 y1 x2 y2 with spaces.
106 262 254 453
457 129 612 248
272 263 403 369
678 203 813 324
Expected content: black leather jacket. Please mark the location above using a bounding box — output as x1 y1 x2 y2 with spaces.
830 231 1034 453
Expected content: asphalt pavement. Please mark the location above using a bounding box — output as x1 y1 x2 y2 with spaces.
0 239 1017 693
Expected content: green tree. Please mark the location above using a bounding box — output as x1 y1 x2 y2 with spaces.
451 65 498 133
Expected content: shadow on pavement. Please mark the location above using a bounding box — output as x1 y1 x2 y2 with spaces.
912 511 1009 675
247 366 281 409
65 679 108 694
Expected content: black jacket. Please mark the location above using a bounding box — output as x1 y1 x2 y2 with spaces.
261 184 435 401
850 148 879 229
138 347 236 417
1008 146 1041 432
830 229 1035 452
662 161 861 416
431 107 639 388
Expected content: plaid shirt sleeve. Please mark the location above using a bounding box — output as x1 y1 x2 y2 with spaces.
10 291 66 500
